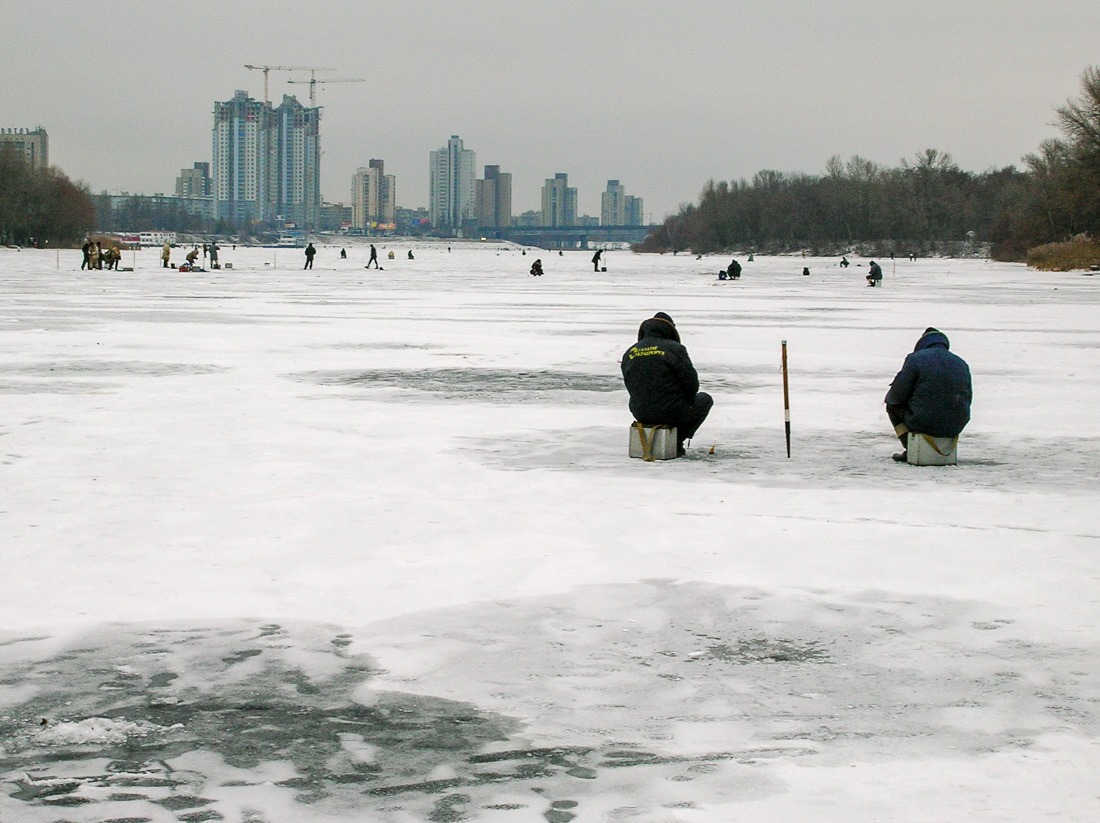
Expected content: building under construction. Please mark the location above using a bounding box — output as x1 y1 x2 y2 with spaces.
212 90 321 229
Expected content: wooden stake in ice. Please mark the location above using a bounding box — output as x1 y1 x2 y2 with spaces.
781 340 791 458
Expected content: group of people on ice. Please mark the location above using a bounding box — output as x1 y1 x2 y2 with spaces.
157 241 219 271
622 313 971 463
80 239 122 270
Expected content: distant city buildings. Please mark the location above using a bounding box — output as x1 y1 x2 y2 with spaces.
541 173 577 227
475 165 512 229
601 179 644 226
320 202 353 232
175 162 211 198
0 127 48 169
212 90 321 229
351 159 396 230
429 135 476 232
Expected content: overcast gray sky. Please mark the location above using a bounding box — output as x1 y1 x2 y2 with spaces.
4 0 1097 221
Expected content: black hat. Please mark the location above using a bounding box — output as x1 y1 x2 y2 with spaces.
653 312 675 325
924 327 940 336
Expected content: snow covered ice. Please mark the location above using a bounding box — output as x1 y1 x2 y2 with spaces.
0 243 1097 822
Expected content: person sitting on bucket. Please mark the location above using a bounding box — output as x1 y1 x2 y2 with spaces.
866 260 883 286
621 313 713 457
884 327 972 462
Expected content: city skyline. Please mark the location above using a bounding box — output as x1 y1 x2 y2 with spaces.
3 2 1099 220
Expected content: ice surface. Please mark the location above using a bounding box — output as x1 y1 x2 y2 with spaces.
0 242 1097 821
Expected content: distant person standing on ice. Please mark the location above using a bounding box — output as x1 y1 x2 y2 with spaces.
80 239 91 270
592 249 602 271
304 243 316 269
366 244 379 269
621 312 713 457
161 242 171 268
884 328 972 462
209 241 219 267
866 260 883 286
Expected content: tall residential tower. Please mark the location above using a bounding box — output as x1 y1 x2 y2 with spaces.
352 159 396 229
429 135 476 232
475 165 512 229
212 90 321 228
541 173 577 227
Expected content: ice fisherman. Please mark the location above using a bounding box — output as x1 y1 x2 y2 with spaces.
304 243 316 269
727 258 742 279
340 248 347 259
866 260 883 286
367 244 379 269
209 241 219 266
592 249 602 271
884 328 972 463
530 258 544 276
185 247 199 268
80 239 91 270
621 313 713 457
161 242 171 268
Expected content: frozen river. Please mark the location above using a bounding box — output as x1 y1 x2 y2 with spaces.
0 242 1097 821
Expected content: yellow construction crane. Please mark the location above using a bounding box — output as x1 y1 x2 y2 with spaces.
243 65 334 104
286 76 366 106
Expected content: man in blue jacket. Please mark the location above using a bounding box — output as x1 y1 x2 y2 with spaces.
885 328 972 462
622 313 713 456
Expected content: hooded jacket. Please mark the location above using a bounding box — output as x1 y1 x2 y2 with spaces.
621 317 701 423
885 330 972 437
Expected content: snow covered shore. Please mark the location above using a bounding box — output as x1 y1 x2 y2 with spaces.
1 244 1097 821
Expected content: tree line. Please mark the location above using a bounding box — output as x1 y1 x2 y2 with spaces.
0 145 96 247
639 66 1100 262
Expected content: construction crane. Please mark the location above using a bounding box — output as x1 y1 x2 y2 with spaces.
286 76 366 106
243 65 334 104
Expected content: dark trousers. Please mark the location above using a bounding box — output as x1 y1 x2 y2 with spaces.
634 393 714 445
672 392 714 442
887 404 909 447
304 258 314 269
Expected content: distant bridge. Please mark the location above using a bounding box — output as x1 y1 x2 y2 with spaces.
480 225 658 248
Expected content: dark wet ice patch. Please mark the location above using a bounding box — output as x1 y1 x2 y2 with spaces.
1 583 1095 820
294 367 624 398
1 360 226 378
0 621 521 820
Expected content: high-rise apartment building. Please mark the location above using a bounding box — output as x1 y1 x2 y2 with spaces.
0 127 48 169
429 135 476 231
474 165 512 229
351 159 396 229
601 180 644 226
541 173 577 227
212 90 321 228
271 95 321 228
601 180 626 226
175 162 211 198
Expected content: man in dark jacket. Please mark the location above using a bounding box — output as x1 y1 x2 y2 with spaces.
727 259 742 279
304 243 316 269
866 260 883 286
885 328 972 462
621 313 713 456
